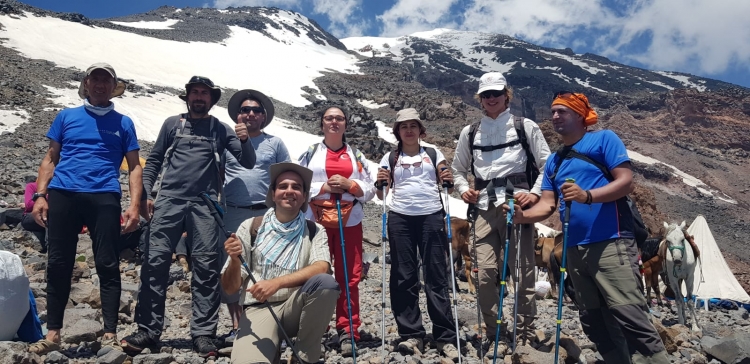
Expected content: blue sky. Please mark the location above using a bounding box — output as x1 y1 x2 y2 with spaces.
21 0 750 89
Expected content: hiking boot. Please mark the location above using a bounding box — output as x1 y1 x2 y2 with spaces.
193 335 219 358
398 337 424 355
437 342 460 361
338 332 356 358
121 330 157 355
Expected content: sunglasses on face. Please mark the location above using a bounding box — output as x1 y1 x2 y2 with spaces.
323 115 346 123
239 106 265 115
480 90 505 99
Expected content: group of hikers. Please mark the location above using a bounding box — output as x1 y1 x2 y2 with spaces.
21 61 671 364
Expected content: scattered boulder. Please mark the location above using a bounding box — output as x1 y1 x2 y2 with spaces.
0 341 41 364
63 318 103 343
701 332 750 364
132 353 174 364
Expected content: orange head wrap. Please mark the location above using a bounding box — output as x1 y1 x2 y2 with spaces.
551 92 598 126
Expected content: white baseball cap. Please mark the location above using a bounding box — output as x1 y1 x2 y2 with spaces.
477 72 507 94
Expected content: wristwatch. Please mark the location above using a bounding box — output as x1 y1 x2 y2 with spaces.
32 192 47 201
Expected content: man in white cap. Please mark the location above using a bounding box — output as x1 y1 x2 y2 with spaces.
219 89 290 344
29 62 142 354
123 76 256 357
221 162 338 364
451 72 551 356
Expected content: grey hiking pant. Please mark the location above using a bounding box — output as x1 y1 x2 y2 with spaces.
568 238 669 364
135 196 223 338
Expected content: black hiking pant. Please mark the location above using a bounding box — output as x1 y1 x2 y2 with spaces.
387 210 457 344
46 189 122 333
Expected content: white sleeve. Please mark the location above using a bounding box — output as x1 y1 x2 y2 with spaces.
451 125 473 196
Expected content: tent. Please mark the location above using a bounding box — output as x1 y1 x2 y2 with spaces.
687 215 750 304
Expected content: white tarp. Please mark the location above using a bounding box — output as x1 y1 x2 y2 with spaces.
688 215 750 303
0 251 30 340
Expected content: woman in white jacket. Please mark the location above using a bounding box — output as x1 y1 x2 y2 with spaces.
297 106 375 357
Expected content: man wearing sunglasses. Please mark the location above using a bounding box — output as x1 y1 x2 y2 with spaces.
123 76 256 357
451 71 551 356
218 89 290 345
507 92 669 363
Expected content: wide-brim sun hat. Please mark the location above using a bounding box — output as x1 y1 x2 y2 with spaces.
477 72 507 94
227 89 275 129
77 62 127 99
178 76 221 106
393 107 425 129
265 162 313 213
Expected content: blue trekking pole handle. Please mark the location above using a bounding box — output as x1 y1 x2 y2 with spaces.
554 179 574 364
335 193 357 363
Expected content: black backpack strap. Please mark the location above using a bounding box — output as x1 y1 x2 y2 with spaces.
468 122 479 178
424 147 439 181
514 116 540 187
306 219 318 238
388 151 397 187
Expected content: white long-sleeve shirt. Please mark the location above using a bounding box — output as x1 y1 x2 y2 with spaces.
451 109 550 211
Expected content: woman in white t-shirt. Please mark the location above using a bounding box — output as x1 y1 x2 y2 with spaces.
375 108 459 360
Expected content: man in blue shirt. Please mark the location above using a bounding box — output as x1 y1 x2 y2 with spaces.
508 92 668 364
29 62 142 355
219 89 290 343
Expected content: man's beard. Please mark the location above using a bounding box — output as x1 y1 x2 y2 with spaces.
190 101 209 114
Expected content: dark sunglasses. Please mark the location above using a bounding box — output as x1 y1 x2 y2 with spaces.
239 106 265 115
480 90 505 99
188 76 215 88
553 90 590 107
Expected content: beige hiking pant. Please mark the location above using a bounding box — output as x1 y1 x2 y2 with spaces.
474 205 537 340
231 274 339 364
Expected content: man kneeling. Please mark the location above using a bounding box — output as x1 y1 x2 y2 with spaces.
221 162 338 364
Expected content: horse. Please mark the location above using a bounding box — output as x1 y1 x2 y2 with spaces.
660 221 701 330
448 217 474 293
534 230 577 305
640 237 664 306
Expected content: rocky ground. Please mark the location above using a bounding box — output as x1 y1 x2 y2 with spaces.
1 201 750 364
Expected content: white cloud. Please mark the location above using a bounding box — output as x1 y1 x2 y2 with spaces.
377 0 460 37
311 0 368 37
212 0 302 8
372 0 750 81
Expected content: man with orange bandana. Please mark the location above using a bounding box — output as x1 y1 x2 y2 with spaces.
508 91 669 364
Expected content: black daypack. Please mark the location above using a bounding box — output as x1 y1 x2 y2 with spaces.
468 116 540 187
549 147 648 248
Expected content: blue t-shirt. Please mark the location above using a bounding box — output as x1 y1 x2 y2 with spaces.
541 130 633 246
46 106 140 194
223 133 290 206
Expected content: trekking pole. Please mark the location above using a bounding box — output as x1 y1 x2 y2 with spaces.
335 193 357 363
441 167 462 364
492 181 514 364
468 203 482 359
554 179 574 364
377 167 389 362
197 192 304 364
511 222 521 353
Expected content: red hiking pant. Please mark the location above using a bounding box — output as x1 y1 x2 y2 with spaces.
325 223 363 340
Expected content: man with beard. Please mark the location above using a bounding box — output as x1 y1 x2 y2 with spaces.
122 76 256 357
218 89 290 344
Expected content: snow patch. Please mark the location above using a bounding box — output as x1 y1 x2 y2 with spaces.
110 19 180 30
655 71 707 91
357 99 388 109
627 150 736 204
0 109 29 134
574 77 608 93
538 50 606 75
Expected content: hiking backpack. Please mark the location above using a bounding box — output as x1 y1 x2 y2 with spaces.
386 146 440 188
467 116 540 189
549 146 648 247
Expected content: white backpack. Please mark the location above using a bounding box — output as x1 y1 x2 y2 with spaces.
0 251 30 340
